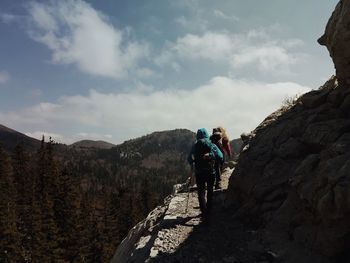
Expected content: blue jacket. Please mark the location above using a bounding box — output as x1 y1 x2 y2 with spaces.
188 128 224 169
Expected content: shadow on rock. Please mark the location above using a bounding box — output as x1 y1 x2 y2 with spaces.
149 190 271 263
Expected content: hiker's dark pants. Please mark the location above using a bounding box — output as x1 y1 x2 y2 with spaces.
214 162 221 185
195 171 215 215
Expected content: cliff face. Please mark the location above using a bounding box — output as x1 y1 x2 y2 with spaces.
227 0 350 260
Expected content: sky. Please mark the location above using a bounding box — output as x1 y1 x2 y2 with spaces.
0 0 338 144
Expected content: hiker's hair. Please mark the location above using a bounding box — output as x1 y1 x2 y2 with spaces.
217 126 229 141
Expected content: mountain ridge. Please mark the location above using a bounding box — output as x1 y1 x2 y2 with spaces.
0 124 241 156
70 139 116 149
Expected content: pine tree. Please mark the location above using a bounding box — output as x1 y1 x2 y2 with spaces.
42 138 60 261
0 145 21 262
53 167 80 262
76 192 94 262
31 137 60 261
130 191 143 226
140 177 157 217
116 188 133 241
87 219 104 263
101 189 121 261
31 137 48 262
12 144 32 261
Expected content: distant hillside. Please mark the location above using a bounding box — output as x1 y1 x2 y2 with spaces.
70 140 116 149
89 129 196 191
0 126 196 262
0 124 41 152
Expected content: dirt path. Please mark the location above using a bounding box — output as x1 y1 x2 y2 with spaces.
145 169 274 263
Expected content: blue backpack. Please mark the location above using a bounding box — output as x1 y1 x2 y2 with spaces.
193 138 214 173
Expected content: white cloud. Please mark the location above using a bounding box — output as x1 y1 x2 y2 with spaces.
281 39 304 48
0 71 10 84
232 46 297 72
213 10 239 22
156 30 304 74
27 0 148 79
0 76 310 144
172 32 233 61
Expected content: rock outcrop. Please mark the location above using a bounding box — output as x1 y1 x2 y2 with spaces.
227 76 350 261
318 0 350 86
227 1 350 260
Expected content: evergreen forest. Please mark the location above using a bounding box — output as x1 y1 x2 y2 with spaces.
0 129 195 262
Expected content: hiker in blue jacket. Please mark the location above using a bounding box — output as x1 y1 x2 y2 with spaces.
188 128 223 221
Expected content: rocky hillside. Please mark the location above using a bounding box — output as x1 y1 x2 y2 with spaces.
0 124 41 152
227 0 350 261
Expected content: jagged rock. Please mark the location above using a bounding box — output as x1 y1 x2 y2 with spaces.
240 132 253 145
299 89 328 109
318 0 350 86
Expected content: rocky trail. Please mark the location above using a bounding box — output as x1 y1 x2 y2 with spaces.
112 169 276 263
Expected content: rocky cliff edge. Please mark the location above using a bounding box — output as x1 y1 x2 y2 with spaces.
227 1 350 261
111 169 281 263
